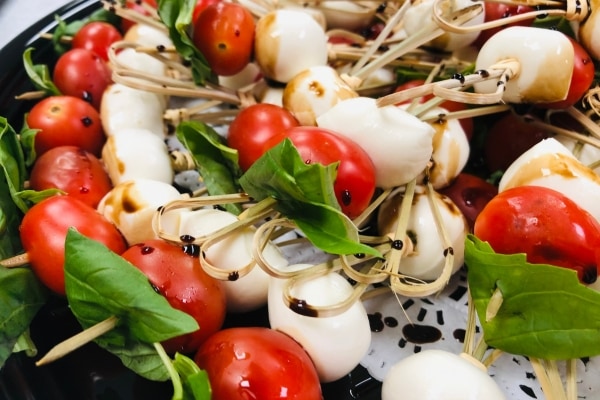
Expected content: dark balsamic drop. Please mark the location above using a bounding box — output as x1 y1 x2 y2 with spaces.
402 324 442 344
368 312 385 332
384 316 398 328
290 299 318 317
519 384 538 398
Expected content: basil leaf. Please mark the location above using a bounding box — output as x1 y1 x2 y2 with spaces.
240 139 380 257
0 118 29 214
173 353 212 399
157 0 216 85
64 229 199 380
0 267 48 367
175 121 243 215
22 48 61 96
465 234 600 360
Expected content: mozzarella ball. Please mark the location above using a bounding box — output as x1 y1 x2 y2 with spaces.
268 269 371 382
474 26 574 104
97 179 182 245
254 9 329 83
382 350 506 400
101 128 173 185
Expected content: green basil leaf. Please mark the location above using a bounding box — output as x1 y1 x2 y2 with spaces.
173 353 212 399
465 234 600 360
17 188 65 205
175 121 243 215
157 0 216 85
64 229 199 380
0 117 29 213
0 267 48 367
240 139 380 257
22 48 61 95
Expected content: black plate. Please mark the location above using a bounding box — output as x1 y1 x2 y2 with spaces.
0 1 382 398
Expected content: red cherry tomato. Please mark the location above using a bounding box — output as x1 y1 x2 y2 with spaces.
438 173 498 231
541 37 596 109
121 239 227 354
53 48 112 110
227 103 300 171
26 95 105 157
29 146 112 208
71 21 123 62
483 112 549 173
473 3 535 48
192 0 222 24
192 2 255 76
274 126 377 219
474 185 600 284
19 196 127 295
194 327 322 400
394 79 474 140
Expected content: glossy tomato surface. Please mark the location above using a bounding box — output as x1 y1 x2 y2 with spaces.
227 103 299 171
121 239 227 354
19 195 127 295
71 21 123 61
53 48 112 109
28 145 112 208
194 327 322 400
474 185 600 284
26 95 105 156
192 2 255 76
277 126 377 219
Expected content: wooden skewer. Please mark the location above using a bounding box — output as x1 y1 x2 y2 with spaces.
35 315 119 366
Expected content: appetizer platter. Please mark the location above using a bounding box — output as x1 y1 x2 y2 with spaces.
1 0 600 399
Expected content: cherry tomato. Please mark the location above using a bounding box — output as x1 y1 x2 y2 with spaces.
473 3 535 48
541 37 596 109
28 146 112 208
474 185 600 284
394 79 474 140
20 196 127 295
438 173 498 231
192 2 255 76
121 239 227 354
483 112 549 173
26 95 105 157
273 126 377 219
227 103 299 171
194 327 322 400
192 0 222 25
53 48 112 110
71 21 123 62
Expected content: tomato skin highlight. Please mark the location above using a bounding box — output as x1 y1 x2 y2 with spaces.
53 48 112 110
474 185 600 284
227 103 299 171
71 21 123 62
26 95 105 157
275 126 377 219
194 327 322 400
192 2 255 76
19 196 128 295
121 240 227 354
28 146 112 208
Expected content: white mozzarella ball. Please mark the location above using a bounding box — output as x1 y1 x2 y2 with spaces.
177 209 289 313
101 128 173 185
556 135 600 174
402 0 485 51
420 107 471 189
218 62 261 90
282 66 358 126
97 179 182 245
101 84 166 138
254 9 329 83
268 269 371 383
317 1 376 31
580 6 600 60
381 350 506 400
317 96 434 188
499 137 600 222
112 47 168 78
254 83 284 106
377 186 468 280
123 24 174 49
474 26 574 104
